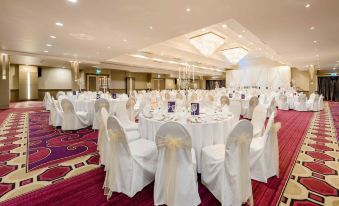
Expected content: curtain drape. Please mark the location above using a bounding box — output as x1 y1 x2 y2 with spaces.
318 77 338 101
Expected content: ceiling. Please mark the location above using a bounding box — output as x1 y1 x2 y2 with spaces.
0 0 339 72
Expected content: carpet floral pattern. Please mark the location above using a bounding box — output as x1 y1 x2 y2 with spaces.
0 111 100 203
278 103 339 206
28 112 98 171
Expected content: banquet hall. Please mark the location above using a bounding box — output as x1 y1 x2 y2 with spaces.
0 0 338 205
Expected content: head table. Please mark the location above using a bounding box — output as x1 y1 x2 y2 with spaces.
139 111 234 173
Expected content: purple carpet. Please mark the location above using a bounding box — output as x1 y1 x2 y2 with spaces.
28 112 98 171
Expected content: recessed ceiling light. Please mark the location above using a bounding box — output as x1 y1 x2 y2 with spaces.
107 46 111 49
238 34 243 38
313 40 317 43
43 50 48 53
46 44 52 47
68 0 77 3
55 22 63 27
242 30 246 33
310 26 315 30
186 8 191 12
123 39 127 42
305 4 311 8
316 54 319 57
222 24 227 28
149 26 153 30
50 35 56 39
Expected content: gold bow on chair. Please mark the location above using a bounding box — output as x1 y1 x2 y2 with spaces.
157 136 191 206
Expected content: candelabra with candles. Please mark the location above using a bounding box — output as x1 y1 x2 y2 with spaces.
178 63 195 90
98 76 110 93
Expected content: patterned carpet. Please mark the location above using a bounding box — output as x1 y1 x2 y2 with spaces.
0 110 100 202
278 103 339 206
28 112 98 171
0 102 338 205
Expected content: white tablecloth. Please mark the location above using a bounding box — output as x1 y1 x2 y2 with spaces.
139 115 234 172
74 99 127 124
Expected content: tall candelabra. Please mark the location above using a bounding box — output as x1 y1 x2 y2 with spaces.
98 76 110 93
178 63 195 90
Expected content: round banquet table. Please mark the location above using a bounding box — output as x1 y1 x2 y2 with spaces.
139 114 234 173
74 99 127 124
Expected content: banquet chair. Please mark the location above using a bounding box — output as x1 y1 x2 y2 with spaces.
294 95 307 111
154 122 200 206
115 101 140 140
103 115 157 198
61 99 89 130
220 95 230 107
318 95 324 110
56 91 65 100
278 94 289 110
264 97 276 118
250 112 280 182
306 94 319 111
201 120 254 206
245 96 259 119
126 97 137 122
49 97 63 127
191 93 198 102
92 98 110 130
229 100 242 126
259 94 267 105
98 108 110 168
251 104 267 138
44 92 53 111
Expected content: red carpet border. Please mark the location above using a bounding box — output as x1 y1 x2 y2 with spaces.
1 104 317 205
277 102 339 206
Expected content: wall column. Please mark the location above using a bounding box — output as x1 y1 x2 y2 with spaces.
70 61 80 91
0 53 10 109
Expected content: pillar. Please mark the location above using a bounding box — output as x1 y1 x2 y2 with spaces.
0 53 10 109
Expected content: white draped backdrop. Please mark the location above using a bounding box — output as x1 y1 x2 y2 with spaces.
226 66 291 88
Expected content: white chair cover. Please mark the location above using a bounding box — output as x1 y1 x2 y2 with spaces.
61 99 89 130
154 122 201 206
92 98 110 130
278 94 289 110
115 101 139 132
98 108 110 168
245 96 259 119
319 95 324 110
250 112 281 182
49 97 63 127
103 115 157 198
56 91 65 100
126 97 136 122
294 95 307 111
229 100 242 127
251 104 267 138
307 93 320 111
201 120 253 206
44 92 53 111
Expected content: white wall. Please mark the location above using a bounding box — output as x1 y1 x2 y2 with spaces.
38 67 72 89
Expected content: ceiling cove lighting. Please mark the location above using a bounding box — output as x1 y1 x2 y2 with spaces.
189 32 225 56
221 47 249 65
130 54 223 72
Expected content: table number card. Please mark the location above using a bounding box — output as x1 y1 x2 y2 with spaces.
241 94 245 99
191 103 199 116
72 91 77 96
96 93 101 99
229 93 233 98
168 101 176 113
112 93 117 99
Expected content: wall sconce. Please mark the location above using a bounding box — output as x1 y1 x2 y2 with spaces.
1 53 9 80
